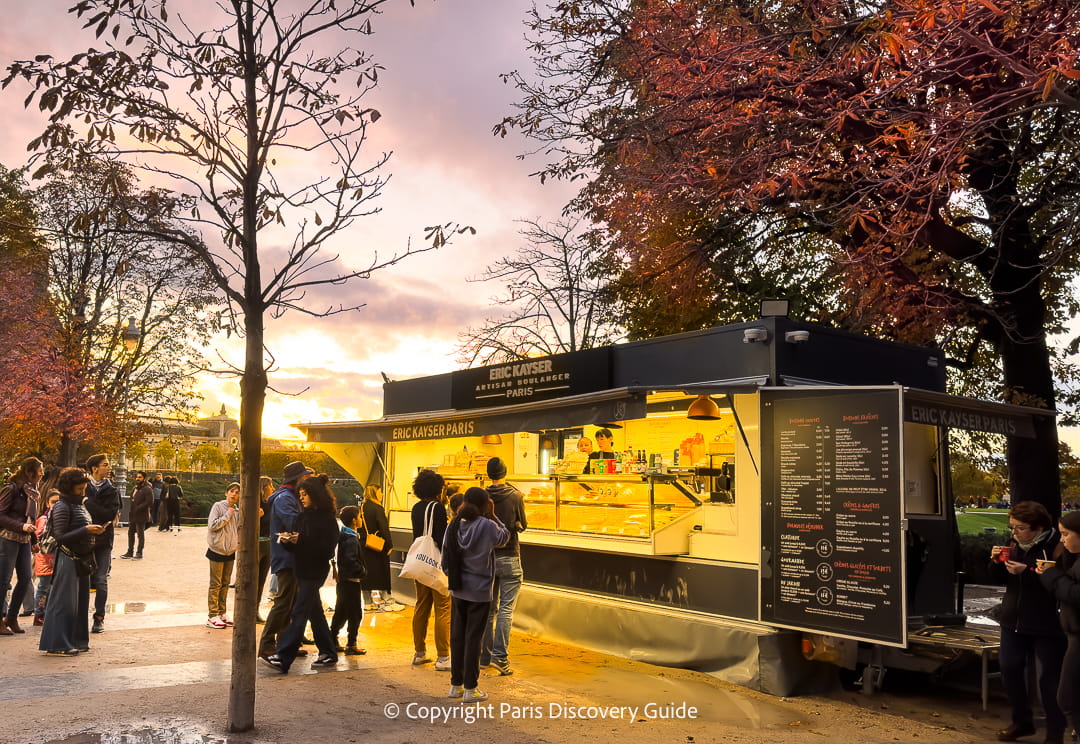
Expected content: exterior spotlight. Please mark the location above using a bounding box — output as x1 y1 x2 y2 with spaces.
784 330 810 344
743 328 769 343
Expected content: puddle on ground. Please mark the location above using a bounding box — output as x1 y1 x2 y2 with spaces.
104 601 173 614
44 727 235 744
520 658 801 729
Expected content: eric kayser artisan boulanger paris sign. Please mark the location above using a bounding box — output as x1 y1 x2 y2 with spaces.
451 347 613 410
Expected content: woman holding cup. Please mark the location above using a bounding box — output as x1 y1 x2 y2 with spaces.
1037 510 1080 744
990 501 1066 743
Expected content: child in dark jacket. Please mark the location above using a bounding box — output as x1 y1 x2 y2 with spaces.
440 487 509 704
330 505 368 655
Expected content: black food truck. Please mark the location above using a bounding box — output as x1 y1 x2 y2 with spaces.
295 317 1051 696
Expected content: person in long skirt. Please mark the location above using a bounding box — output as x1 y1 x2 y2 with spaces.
39 468 105 656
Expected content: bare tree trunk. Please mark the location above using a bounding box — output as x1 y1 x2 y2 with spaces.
228 1 264 730
228 326 266 732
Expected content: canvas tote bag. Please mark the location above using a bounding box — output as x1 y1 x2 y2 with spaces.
399 501 449 595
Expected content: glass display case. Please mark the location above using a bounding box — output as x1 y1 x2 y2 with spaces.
415 472 704 556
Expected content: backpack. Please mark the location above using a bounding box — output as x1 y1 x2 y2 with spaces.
38 508 58 555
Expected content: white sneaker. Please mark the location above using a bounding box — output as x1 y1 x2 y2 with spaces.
206 616 227 629
435 656 451 671
380 601 405 612
413 653 432 666
447 685 464 699
219 614 234 627
462 688 488 703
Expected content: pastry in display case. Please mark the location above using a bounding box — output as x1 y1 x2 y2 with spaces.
517 473 701 545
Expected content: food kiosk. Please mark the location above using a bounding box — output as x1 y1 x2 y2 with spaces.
295 318 1053 695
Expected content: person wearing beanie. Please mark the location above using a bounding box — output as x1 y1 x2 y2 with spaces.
258 460 313 659
481 456 527 676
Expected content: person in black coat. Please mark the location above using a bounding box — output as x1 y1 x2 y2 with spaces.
1038 510 1080 744
360 485 396 610
410 469 451 668
990 500 1067 743
84 454 120 634
330 505 367 655
38 468 105 655
263 474 340 673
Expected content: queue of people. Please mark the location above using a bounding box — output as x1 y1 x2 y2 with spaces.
3 453 532 705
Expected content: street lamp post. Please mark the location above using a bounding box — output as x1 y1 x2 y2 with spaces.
115 316 140 504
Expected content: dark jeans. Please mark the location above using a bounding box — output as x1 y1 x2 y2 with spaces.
450 596 490 690
257 541 271 608
126 520 146 555
1000 628 1067 735
34 574 53 619
331 581 363 647
0 538 32 621
151 498 160 525
275 576 335 669
259 569 297 656
92 542 112 621
1060 633 1080 736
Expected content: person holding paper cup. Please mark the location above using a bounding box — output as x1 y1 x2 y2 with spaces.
989 501 1067 743
1037 510 1080 744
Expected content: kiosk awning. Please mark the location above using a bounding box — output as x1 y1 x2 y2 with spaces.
903 388 1054 439
298 388 646 443
296 377 769 444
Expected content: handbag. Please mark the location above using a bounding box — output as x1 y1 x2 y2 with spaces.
399 501 449 595
60 544 97 577
360 507 386 552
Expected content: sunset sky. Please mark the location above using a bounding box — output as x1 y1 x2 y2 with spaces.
0 1 579 441
4 2 1080 456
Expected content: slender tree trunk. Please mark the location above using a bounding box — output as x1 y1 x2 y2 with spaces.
228 324 265 732
228 0 264 731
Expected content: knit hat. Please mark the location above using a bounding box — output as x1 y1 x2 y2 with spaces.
486 456 507 480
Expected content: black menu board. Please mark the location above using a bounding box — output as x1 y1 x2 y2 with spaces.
760 388 906 646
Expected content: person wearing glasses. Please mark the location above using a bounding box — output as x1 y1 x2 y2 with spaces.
990 500 1067 744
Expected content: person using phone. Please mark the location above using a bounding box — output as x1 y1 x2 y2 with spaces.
38 468 106 656
990 501 1066 743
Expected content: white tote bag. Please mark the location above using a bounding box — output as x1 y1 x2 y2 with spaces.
399 501 449 595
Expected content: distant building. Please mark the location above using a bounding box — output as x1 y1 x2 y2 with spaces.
133 405 241 472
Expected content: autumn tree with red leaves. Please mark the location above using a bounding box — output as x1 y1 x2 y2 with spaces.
0 166 109 461
500 0 1080 513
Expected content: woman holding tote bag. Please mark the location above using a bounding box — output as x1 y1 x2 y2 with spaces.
405 469 451 669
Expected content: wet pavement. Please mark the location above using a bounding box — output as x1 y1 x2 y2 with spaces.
43 728 239 744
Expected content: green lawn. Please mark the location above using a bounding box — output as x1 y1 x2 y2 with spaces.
956 509 1010 536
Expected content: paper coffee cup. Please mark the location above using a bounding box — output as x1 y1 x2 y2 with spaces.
1037 559 1056 570
998 546 1012 562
